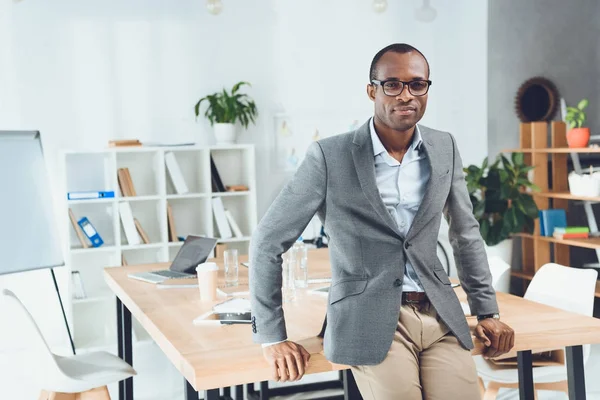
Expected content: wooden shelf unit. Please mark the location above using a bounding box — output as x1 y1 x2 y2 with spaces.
505 121 600 298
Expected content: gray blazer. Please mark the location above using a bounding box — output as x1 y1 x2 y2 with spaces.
249 121 498 366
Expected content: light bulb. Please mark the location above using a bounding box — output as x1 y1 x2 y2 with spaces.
207 0 223 15
373 0 387 13
415 0 437 22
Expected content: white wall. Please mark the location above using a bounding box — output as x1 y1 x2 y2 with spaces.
0 1 487 398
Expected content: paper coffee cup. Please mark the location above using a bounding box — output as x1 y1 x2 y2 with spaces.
196 262 218 302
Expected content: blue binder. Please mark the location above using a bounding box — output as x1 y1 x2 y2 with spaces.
77 217 104 247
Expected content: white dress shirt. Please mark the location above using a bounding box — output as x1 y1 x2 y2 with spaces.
262 118 431 347
369 118 430 292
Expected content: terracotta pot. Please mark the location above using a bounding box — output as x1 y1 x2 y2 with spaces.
566 127 591 148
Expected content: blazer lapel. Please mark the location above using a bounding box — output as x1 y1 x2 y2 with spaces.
352 122 404 239
406 126 446 241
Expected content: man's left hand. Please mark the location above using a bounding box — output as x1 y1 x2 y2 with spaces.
475 318 515 359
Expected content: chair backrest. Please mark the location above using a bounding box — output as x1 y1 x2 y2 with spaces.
487 256 511 293
0 289 60 373
524 264 597 362
524 263 597 316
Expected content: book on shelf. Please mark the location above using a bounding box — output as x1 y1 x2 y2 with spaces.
165 152 189 195
122 254 128 266
71 271 87 300
119 202 141 245
212 197 232 239
224 209 243 238
210 156 226 192
167 202 179 242
77 217 104 247
554 226 590 234
109 139 142 148
553 232 589 240
226 185 249 192
117 168 137 197
539 209 567 237
134 218 151 244
68 208 89 248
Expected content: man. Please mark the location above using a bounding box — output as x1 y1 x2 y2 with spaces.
249 43 514 399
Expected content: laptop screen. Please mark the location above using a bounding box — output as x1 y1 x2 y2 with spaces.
170 236 218 274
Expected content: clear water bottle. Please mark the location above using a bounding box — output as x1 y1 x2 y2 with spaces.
293 237 308 288
282 249 297 303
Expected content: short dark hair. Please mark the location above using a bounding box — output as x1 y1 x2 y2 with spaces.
369 43 430 82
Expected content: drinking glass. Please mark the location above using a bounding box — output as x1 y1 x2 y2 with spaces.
224 249 239 287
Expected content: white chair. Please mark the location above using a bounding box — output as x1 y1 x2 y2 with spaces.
1 289 136 400
476 263 598 399
487 256 511 293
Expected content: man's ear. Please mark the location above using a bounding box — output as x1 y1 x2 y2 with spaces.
367 84 376 101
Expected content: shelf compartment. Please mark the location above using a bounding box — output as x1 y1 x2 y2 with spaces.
210 148 254 191
68 203 117 249
65 152 115 195
168 198 211 240
213 195 253 238
119 200 163 246
164 149 210 195
116 150 162 197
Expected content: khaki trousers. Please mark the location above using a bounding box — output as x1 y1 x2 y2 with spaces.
351 301 480 400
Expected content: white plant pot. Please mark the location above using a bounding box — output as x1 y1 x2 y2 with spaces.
214 123 236 144
484 238 513 265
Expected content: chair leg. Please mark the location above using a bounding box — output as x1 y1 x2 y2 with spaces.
482 381 500 400
75 387 111 400
38 392 76 400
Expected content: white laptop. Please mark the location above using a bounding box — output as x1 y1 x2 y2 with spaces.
128 235 218 284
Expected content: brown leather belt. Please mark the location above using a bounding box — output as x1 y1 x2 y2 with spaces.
402 291 428 303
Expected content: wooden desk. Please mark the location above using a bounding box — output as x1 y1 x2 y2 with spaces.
105 249 600 400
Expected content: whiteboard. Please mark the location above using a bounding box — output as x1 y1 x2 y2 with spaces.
0 131 64 275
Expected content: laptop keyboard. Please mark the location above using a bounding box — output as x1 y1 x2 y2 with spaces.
153 270 194 279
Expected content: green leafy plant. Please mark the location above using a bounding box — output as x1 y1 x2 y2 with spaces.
194 81 258 128
565 99 589 129
464 153 540 246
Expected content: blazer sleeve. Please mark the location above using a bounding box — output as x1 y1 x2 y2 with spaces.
443 133 499 316
249 141 327 343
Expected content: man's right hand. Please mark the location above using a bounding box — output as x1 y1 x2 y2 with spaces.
262 341 311 382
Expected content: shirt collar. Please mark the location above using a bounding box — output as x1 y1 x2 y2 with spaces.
369 118 423 157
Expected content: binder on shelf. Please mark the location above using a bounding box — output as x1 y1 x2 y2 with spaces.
212 197 232 239
121 254 128 266
210 156 226 192
167 202 179 242
134 218 151 244
67 191 115 200
68 208 89 248
225 209 243 238
119 202 141 245
165 152 189 194
109 139 141 148
539 209 567 237
71 271 87 300
77 217 104 247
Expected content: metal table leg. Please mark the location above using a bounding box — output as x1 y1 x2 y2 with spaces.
517 350 534 400
566 345 587 400
343 369 362 400
117 298 133 400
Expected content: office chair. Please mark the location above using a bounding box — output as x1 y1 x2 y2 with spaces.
1 289 136 399
475 264 597 399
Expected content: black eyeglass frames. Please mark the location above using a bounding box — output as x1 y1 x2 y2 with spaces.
371 79 432 97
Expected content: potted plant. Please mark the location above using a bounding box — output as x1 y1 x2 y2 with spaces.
565 99 590 148
194 81 258 144
464 153 539 264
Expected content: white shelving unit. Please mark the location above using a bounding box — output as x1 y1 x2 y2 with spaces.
60 144 257 352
